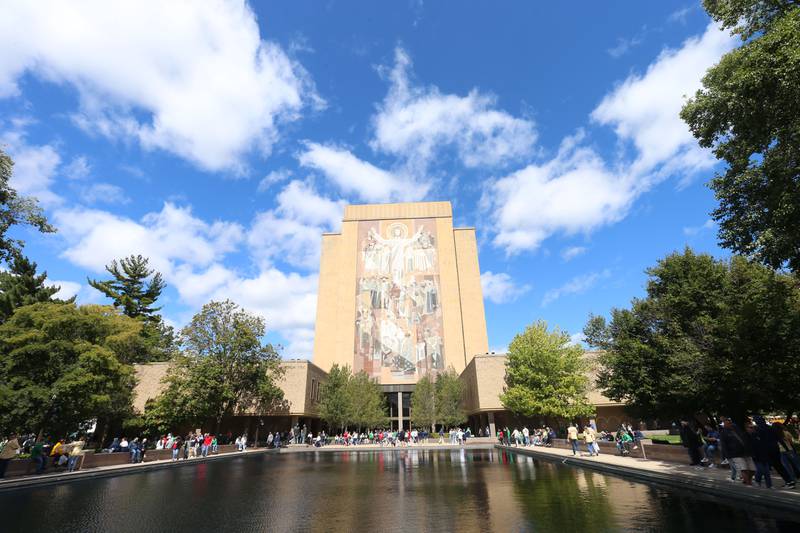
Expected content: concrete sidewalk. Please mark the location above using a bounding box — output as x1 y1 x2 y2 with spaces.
498 444 800 513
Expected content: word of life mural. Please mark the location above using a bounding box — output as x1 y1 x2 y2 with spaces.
355 218 444 382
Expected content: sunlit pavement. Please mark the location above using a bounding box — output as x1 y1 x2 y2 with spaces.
498 444 800 512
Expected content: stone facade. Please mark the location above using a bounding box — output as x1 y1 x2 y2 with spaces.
459 352 633 433
312 201 489 384
132 359 327 420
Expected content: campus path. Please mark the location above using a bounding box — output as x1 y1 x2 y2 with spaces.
498 444 800 513
0 440 494 492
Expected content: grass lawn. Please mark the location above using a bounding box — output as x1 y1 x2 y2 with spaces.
650 434 682 445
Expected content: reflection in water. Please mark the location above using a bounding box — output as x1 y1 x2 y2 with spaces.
0 449 797 532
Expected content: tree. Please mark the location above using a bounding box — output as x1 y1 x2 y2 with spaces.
0 255 71 322
0 302 138 437
317 365 387 432
318 364 352 432
435 368 467 428
0 148 55 264
88 254 175 361
88 255 165 320
147 300 284 431
680 1 800 271
501 321 594 420
584 248 800 422
410 374 436 430
347 371 387 431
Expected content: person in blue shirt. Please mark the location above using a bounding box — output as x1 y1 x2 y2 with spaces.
702 424 720 466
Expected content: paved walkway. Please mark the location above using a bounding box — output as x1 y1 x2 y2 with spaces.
498 444 800 513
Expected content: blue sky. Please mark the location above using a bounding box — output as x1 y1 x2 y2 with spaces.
0 1 736 356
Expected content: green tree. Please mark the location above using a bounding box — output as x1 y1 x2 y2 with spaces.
0 148 55 264
347 371 387 431
0 255 71 322
88 255 166 319
88 254 175 361
435 368 467 428
146 300 284 432
680 1 800 271
501 321 594 420
318 364 352 432
584 248 800 422
0 302 138 437
410 374 436 430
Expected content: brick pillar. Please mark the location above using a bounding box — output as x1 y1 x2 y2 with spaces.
488 412 496 437
398 391 404 431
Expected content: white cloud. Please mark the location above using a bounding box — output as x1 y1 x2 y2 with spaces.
668 6 694 24
541 269 610 307
64 156 90 180
173 264 319 357
372 47 536 170
53 201 319 356
80 183 130 205
248 180 343 270
1 123 61 206
0 0 320 171
607 36 643 59
53 202 244 276
683 219 715 236
486 23 736 255
48 279 81 300
561 246 587 261
568 332 586 347
480 271 530 304
257 169 291 192
487 133 636 253
592 22 735 178
298 142 428 202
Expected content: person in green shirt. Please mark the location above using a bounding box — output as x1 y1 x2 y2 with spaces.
30 439 46 474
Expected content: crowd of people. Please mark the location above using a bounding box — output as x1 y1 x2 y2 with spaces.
280 423 477 447
679 415 800 489
4 414 797 494
0 434 88 478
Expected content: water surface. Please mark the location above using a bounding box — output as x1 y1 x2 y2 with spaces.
1 449 797 532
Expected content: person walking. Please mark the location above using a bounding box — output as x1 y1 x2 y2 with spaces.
679 420 703 466
773 423 799 488
67 437 86 472
583 425 597 456
747 421 772 488
30 438 47 474
701 424 720 466
720 418 754 485
0 433 21 478
567 423 579 456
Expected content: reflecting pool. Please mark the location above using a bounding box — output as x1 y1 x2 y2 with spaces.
1 449 797 532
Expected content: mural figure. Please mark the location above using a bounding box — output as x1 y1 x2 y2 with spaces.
354 218 444 381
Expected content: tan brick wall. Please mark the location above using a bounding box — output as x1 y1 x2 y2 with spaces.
132 362 170 412
454 228 489 364
132 361 325 417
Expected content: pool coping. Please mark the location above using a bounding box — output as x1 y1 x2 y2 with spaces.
0 448 280 492
496 444 800 513
0 443 496 492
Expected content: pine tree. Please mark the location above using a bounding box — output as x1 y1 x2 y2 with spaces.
88 254 165 320
88 254 175 361
0 255 69 322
